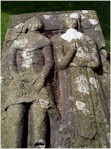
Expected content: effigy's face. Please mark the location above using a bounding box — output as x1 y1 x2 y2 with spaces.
28 21 40 31
23 17 43 32
64 18 78 29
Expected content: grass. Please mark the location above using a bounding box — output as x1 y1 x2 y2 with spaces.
1 1 110 51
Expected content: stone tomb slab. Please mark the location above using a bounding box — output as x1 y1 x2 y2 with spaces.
1 11 109 148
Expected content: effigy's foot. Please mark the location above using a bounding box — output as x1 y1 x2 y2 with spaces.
34 139 46 148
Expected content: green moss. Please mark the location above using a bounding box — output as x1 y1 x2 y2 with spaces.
1 12 10 45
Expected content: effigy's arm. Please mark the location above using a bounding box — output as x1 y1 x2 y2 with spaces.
33 45 54 92
77 38 100 69
41 45 54 78
87 40 100 69
54 41 77 70
9 46 18 77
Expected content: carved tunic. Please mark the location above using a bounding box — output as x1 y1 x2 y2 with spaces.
52 33 109 147
4 32 53 108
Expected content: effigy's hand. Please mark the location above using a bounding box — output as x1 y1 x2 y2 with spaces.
33 75 45 93
70 41 77 52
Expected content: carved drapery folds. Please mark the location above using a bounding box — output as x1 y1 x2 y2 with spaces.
1 11 110 148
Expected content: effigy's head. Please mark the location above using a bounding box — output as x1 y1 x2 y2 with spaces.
63 13 81 30
22 17 43 32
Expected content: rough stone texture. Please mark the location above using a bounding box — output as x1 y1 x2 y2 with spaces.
1 11 110 148
2 16 57 148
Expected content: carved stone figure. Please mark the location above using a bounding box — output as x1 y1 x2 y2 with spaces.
2 11 110 148
2 17 54 148
51 13 110 148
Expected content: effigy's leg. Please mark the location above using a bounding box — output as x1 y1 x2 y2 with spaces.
30 100 49 148
2 104 26 148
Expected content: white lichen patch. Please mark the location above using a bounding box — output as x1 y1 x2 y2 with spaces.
89 77 98 89
64 14 68 17
70 13 80 19
106 124 109 128
58 59 61 62
60 28 83 42
36 139 46 148
82 10 88 14
21 49 33 68
13 38 28 49
39 99 49 109
68 96 74 101
89 19 98 25
70 62 77 67
59 125 65 132
75 75 90 94
46 57 51 61
81 15 85 20
75 101 90 115
68 122 71 125
95 26 101 31
103 118 107 122
76 47 89 58
43 15 51 19
0 77 3 84
15 23 24 29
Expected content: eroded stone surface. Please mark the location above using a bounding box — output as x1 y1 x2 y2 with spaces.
51 10 109 148
2 10 110 148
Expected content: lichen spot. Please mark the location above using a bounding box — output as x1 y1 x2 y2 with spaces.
81 15 85 20
39 99 49 109
68 122 71 125
89 77 98 89
13 38 28 49
89 19 98 25
70 13 80 19
46 57 51 62
43 15 51 19
35 139 46 148
82 10 88 14
64 14 68 17
59 125 65 133
0 77 3 83
75 101 90 115
21 49 33 68
68 96 74 101
58 59 61 62
106 125 109 128
60 28 83 42
76 47 89 58
95 26 101 31
15 23 24 29
75 75 90 94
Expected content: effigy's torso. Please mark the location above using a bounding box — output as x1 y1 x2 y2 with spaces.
51 29 109 147
4 32 51 108
12 32 50 74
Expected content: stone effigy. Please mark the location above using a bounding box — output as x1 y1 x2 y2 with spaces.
1 11 110 148
51 12 110 148
2 17 57 148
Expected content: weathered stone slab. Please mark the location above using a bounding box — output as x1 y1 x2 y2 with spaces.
7 11 105 46
2 10 110 148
